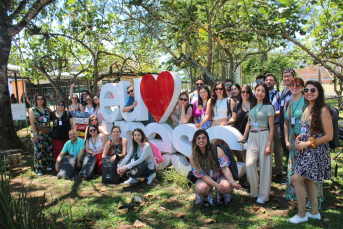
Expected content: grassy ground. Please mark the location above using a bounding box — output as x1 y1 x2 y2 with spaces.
6 100 343 229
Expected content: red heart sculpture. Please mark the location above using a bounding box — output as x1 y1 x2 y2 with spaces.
140 71 177 123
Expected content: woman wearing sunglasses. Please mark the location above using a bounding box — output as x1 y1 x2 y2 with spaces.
92 94 105 125
170 92 193 128
84 115 110 139
287 81 332 224
190 129 242 206
50 100 76 161
85 124 108 174
238 83 275 204
196 82 236 129
84 95 95 115
192 86 212 129
103 126 128 164
29 95 54 175
69 93 84 112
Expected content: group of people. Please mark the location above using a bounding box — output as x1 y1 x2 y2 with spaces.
29 68 333 224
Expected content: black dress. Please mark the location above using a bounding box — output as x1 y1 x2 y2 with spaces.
50 111 73 141
233 102 250 135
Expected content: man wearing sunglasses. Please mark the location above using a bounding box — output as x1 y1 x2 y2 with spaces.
275 68 296 166
122 85 138 113
224 79 234 97
255 74 265 84
189 79 205 104
266 73 284 183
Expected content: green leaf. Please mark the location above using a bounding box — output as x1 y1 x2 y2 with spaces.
280 0 292 6
67 0 76 4
280 18 286 23
260 8 266 15
86 0 91 4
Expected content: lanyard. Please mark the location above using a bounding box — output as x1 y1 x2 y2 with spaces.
291 95 303 117
242 102 250 112
215 99 224 113
302 107 311 122
254 104 263 122
56 111 64 120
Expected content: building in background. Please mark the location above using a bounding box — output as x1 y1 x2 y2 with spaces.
295 65 333 84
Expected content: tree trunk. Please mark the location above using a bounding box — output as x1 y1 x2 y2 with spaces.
93 57 99 95
0 34 24 150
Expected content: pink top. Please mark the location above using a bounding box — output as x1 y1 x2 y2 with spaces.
94 107 105 124
192 100 207 118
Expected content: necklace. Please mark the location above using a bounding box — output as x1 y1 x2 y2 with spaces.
215 99 224 115
91 135 98 150
71 103 78 111
242 102 250 112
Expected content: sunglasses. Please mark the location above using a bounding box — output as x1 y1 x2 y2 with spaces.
127 89 134 94
37 98 44 101
91 119 97 121
179 98 188 102
57 104 64 106
196 83 204 86
225 84 232 87
93 98 98 101
256 79 264 83
241 91 249 94
215 88 224 91
304 88 317 93
89 129 97 132
196 137 207 141
290 84 301 89
71 97 78 99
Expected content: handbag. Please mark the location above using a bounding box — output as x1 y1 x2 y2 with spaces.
125 161 148 178
37 127 51 134
51 130 59 139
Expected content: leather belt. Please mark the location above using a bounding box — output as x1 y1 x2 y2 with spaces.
249 129 268 133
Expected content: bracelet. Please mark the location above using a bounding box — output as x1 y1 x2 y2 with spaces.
34 133 38 135
229 180 235 185
310 137 316 148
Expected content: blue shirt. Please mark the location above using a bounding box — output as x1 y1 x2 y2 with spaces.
124 96 135 112
270 89 280 124
62 138 86 159
277 88 293 132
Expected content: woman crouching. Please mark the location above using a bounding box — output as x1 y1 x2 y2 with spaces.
190 129 241 206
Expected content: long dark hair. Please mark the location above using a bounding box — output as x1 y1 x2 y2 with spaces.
252 83 271 108
34 94 47 108
197 86 211 108
241 84 254 104
209 82 228 119
232 83 242 103
132 128 149 154
191 129 217 173
304 81 326 134
86 124 99 141
92 93 100 109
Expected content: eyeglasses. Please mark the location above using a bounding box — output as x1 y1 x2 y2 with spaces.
231 88 238 91
290 84 301 89
37 98 44 101
241 91 249 94
93 98 98 101
256 79 264 83
179 98 188 102
71 97 78 99
57 104 64 106
127 89 134 94
283 74 293 79
304 88 317 93
225 84 232 87
215 88 223 91
91 119 97 121
196 83 204 86
196 137 206 140
89 129 97 132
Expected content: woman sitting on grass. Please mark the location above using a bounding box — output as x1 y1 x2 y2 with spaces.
190 129 242 206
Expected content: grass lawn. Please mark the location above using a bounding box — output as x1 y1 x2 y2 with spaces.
6 99 343 229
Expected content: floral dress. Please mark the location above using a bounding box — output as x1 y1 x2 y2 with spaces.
295 119 332 208
31 107 54 173
192 155 232 206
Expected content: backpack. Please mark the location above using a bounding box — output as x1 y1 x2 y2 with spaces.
57 155 77 179
101 156 121 184
270 90 280 104
149 142 164 166
80 155 97 180
302 103 340 149
213 144 238 180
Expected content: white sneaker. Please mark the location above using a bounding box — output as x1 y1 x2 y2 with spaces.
306 212 321 219
256 198 265 204
46 167 53 171
123 177 139 185
287 214 308 224
37 172 43 176
147 173 156 185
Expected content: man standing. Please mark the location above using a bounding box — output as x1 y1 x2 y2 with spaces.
224 79 234 98
275 68 295 163
189 79 204 104
55 130 85 171
266 73 284 183
255 74 265 84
